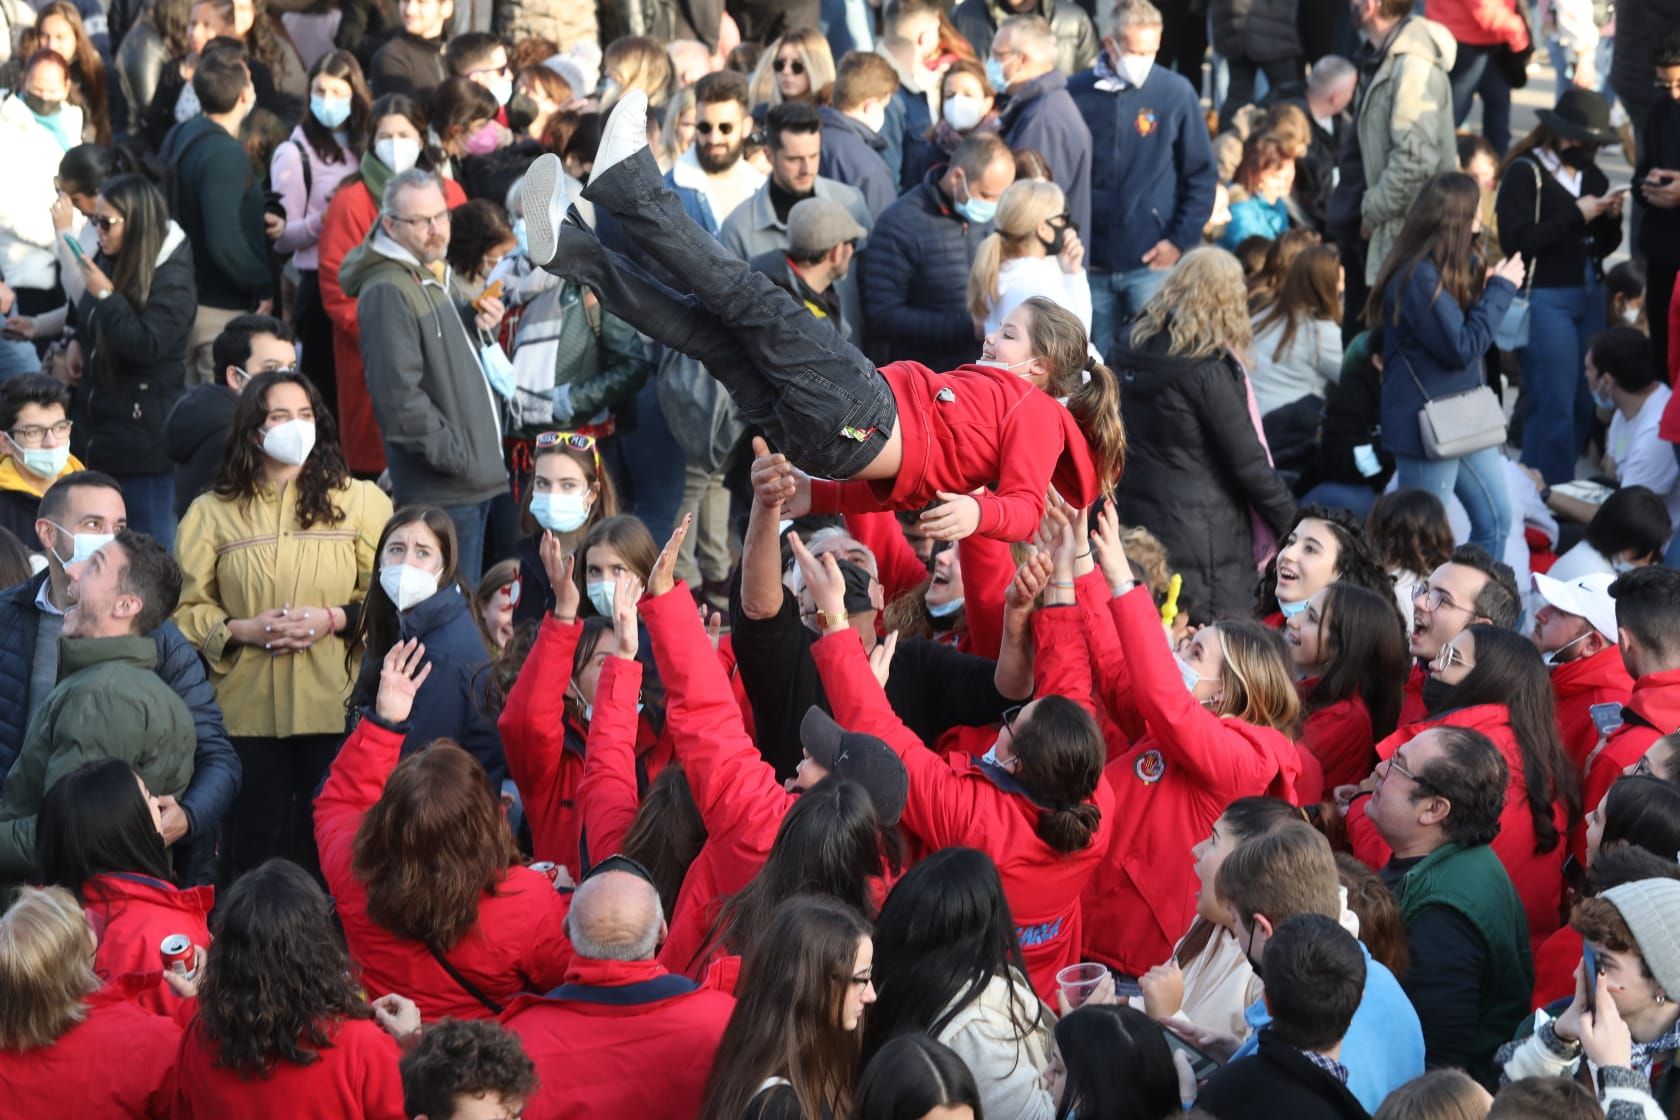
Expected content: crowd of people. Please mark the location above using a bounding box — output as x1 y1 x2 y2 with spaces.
0 0 1677 1116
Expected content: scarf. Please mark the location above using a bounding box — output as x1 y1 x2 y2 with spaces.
359 148 393 208
1630 1020 1680 1081
1092 50 1142 94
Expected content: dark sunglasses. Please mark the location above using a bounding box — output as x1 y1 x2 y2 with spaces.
773 57 806 75
696 120 735 136
91 215 124 232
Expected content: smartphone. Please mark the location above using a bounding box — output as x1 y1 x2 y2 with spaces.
62 233 84 259
1160 1025 1223 1083
1584 943 1599 1015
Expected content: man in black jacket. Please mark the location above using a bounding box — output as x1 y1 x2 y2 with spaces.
0 471 240 884
369 0 450 100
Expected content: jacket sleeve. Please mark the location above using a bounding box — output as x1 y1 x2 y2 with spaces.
1496 160 1584 261
171 498 238 672
566 304 654 419
1032 605 1094 715
578 654 644 864
1192 363 1297 537
357 281 471 476
314 713 405 905
957 534 1015 660
1464 0 1530 48
318 192 363 339
1406 270 1516 370
810 627 978 849
1167 97 1219 251
1363 57 1455 227
86 255 197 370
199 143 274 298
860 218 974 354
974 396 1062 540
496 615 583 865
155 621 241 837
270 140 319 256
941 1015 1056 1120
1076 567 1145 752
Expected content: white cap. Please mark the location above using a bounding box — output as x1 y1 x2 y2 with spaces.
1532 570 1619 643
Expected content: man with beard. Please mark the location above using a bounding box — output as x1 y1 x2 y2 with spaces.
1398 545 1520 725
668 69 764 227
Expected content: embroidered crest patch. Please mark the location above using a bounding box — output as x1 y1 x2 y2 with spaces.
1135 749 1165 784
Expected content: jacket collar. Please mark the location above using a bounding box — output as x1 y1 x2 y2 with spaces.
0 449 82 497
57 634 158 677
86 871 215 916
369 227 445 280
560 956 668 988
398 582 470 639
1550 645 1633 694
1628 669 1680 735
1001 70 1066 122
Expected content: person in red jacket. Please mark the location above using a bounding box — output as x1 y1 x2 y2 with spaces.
1398 546 1523 726
1344 625 1579 953
35 758 214 1020
501 858 736 1120
1080 505 1304 979
317 93 468 476
520 89 1125 543
1530 571 1634 780
315 638 572 1021
0 886 181 1118
1285 582 1408 791
171 860 413 1119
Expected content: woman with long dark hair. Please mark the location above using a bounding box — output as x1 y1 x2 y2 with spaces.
71 172 193 547
1247 243 1344 418
170 859 408 1115
1285 582 1408 790
32 2 110 143
850 1033 985 1120
701 896 876 1120
1255 505 1394 627
1368 171 1526 556
271 49 371 419
35 758 213 1018
865 848 1054 1120
1366 489 1455 620
316 637 570 1021
1046 1004 1181 1120
172 370 389 878
1346 623 1579 952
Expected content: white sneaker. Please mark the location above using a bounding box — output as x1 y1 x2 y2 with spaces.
520 152 566 267
593 88 649 179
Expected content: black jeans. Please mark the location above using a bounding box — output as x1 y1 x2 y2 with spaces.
221 733 341 886
1221 56 1303 129
553 147 897 480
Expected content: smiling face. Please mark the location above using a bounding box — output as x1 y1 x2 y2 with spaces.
980 304 1049 387
925 545 964 609
1191 812 1247 925
840 935 877 1031
383 521 445 576
1275 518 1342 605
1285 588 1329 671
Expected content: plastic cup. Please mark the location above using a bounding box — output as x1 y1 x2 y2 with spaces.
1057 962 1108 1009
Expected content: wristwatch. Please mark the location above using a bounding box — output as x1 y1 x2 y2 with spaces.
816 607 849 631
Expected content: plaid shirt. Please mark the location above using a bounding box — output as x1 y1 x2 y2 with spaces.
1300 1049 1351 1085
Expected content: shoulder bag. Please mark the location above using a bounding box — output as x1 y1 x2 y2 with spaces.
1493 158 1541 352
1398 350 1507 461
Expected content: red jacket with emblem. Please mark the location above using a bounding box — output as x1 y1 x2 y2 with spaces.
82 871 213 1018
1346 704 1569 951
169 1015 404 1119
811 606 1116 1004
1079 585 1302 977
1551 647 1634 781
1297 683 1378 792
499 956 736 1120
1578 669 1680 846
0 977 179 1117
315 715 573 1020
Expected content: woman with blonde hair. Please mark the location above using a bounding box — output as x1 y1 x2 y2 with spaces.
0 886 181 1115
1111 247 1297 620
967 178 1090 337
658 84 697 172
601 36 673 114
749 27 836 114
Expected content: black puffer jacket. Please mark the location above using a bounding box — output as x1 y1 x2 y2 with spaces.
1112 328 1297 622
1210 0 1302 64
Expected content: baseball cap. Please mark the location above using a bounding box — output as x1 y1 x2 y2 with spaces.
1533 571 1618 643
800 706 909 826
788 197 867 255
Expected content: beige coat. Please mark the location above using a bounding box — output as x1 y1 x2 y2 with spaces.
937 971 1057 1120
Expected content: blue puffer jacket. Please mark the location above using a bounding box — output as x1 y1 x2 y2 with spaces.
0 571 240 882
1377 260 1516 460
860 168 989 372
1070 62 1217 274
998 71 1093 237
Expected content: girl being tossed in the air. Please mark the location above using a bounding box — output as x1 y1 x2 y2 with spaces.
518 90 1125 542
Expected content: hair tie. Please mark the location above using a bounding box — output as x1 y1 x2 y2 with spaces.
1083 354 1098 373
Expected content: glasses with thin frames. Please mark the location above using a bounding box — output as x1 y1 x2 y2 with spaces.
390 210 451 229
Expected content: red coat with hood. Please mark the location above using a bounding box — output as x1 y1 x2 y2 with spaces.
0 975 179 1117
314 715 573 1020
1297 683 1378 792
811 606 1116 1004
82 872 214 1019
1551 646 1634 780
1579 669 1680 835
1079 584 1302 977
169 1015 404 1119
499 956 736 1120
1346 704 1569 951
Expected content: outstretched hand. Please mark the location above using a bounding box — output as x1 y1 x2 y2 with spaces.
1004 551 1055 614
788 532 849 626
539 532 580 621
612 571 643 659
647 514 690 598
749 436 812 517
375 638 432 724
920 490 982 542
1089 504 1136 595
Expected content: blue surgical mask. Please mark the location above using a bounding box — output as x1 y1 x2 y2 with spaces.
1592 387 1616 409
587 579 615 616
956 177 997 224
1277 596 1310 619
310 94 352 130
927 596 965 618
531 492 591 533
985 56 1010 93
1176 652 1214 696
46 522 113 568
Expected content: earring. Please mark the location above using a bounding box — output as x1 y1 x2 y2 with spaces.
1660 993 1668 1005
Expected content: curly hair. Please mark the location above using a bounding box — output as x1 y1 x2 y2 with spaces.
400 1018 537 1119
1130 247 1253 364
198 860 371 1076
212 371 350 530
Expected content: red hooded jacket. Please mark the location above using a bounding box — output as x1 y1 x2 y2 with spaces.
1346 704 1569 951
811 606 1116 1004
82 872 213 1019
1297 685 1378 792
169 1015 404 1119
1080 585 1301 977
0 976 179 1117
809 360 1102 542
1550 647 1634 781
499 956 736 1120
1579 669 1680 834
315 716 573 1020
1532 923 1584 1008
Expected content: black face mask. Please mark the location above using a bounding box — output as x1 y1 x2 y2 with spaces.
1040 217 1074 256
1421 674 1456 716
21 91 62 117
1557 144 1596 171
506 92 538 136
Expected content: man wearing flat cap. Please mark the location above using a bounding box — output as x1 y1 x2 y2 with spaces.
748 197 867 341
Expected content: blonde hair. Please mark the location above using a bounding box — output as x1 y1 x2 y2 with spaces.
750 28 837 109
0 886 100 1050
603 36 675 110
1208 619 1303 733
659 85 697 168
966 179 1066 321
1130 247 1253 364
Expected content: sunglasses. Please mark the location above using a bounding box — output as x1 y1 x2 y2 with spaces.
91 215 124 232
773 57 806 75
696 120 736 136
535 430 602 472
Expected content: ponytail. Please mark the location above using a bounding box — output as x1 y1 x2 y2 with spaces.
1008 696 1104 855
1035 801 1102 853
966 231 1005 323
1067 357 1126 492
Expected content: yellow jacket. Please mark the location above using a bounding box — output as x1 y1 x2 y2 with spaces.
173 478 392 737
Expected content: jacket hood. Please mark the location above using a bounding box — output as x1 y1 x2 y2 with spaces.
819 104 888 151
57 634 159 677
1550 644 1634 695
0 449 83 497
1112 329 1235 399
1389 15 1457 71
339 226 439 297
156 220 188 265
86 871 215 919
163 383 238 461
1628 669 1680 735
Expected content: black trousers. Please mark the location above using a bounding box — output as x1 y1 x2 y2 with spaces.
221 733 341 886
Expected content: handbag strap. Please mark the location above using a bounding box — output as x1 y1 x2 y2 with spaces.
1394 347 1435 405
1517 157 1542 296
426 943 506 1016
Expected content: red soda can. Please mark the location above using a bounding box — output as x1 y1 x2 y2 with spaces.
161 933 196 977
528 861 560 885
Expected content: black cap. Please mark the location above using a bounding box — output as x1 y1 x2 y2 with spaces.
800 706 909 826
1537 87 1618 145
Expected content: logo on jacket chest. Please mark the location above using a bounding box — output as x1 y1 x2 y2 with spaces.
1134 109 1158 137
1135 748 1165 784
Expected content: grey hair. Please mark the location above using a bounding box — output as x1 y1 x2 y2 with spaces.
806 526 879 577
381 167 445 216
998 14 1057 66
1105 0 1163 37
1308 54 1358 93
565 873 665 962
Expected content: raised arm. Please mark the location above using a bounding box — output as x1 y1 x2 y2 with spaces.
578 572 647 865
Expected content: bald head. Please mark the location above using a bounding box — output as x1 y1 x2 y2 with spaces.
566 870 665 961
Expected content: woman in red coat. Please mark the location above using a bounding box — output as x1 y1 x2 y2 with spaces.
170 860 409 1119
0 886 180 1118
1254 505 1395 628
1080 506 1304 979
315 638 572 1021
1344 624 1580 953
1284 582 1408 791
317 92 468 476
36 758 213 1020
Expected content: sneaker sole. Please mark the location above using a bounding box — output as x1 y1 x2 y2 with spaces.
522 153 562 267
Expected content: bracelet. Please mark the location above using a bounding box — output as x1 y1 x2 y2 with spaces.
1051 581 1076 589
1075 550 1092 559
1111 579 1139 596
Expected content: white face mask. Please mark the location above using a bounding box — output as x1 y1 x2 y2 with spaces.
1118 53 1155 87
1621 304 1643 325
1541 629 1591 667
943 93 987 132
13 441 69 479
487 77 514 106
531 492 591 533
375 136 422 174
857 103 887 135
380 563 439 611
260 419 316 466
47 522 112 568
587 579 615 616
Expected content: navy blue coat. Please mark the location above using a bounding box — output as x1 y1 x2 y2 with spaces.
0 571 240 883
1377 261 1517 461
818 106 897 219
884 83 936 191
1069 63 1218 274
999 71 1093 237
859 168 989 372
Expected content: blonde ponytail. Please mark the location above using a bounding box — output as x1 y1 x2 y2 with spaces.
966 231 1006 323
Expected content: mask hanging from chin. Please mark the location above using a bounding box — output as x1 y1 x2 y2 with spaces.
1421 675 1456 716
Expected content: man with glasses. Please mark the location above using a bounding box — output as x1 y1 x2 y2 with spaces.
1365 725 1533 1087
162 314 296 520
445 31 514 111
669 70 764 229
0 374 81 543
991 14 1093 236
339 168 508 584
1400 544 1520 725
